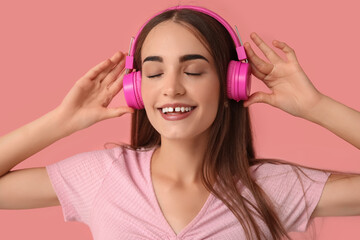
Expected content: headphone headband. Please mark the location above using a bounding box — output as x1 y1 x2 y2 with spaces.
125 5 247 70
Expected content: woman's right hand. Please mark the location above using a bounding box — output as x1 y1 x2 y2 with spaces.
56 51 134 134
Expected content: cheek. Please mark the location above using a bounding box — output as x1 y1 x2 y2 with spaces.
199 79 220 104
141 78 156 105
196 80 220 121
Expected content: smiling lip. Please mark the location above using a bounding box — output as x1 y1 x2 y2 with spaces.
158 107 196 121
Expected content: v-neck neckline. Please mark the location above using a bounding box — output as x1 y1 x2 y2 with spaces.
147 146 214 238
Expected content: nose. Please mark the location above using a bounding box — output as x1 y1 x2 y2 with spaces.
161 71 186 97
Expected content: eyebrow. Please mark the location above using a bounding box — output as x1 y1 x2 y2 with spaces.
143 54 209 64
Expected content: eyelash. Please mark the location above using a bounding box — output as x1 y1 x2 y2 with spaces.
147 73 202 78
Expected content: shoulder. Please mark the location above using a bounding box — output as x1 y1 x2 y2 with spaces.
46 145 157 189
46 145 149 175
59 144 155 165
74 145 124 161
247 160 331 212
247 160 331 232
249 160 330 183
247 160 331 205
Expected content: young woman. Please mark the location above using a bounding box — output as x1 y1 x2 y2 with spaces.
1 5 359 240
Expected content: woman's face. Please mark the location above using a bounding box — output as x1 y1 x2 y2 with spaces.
141 20 220 141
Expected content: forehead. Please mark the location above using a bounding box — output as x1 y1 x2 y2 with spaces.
141 21 213 62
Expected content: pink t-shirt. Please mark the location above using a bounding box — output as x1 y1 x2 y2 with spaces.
46 146 330 240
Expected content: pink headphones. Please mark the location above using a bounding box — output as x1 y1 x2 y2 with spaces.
123 5 251 109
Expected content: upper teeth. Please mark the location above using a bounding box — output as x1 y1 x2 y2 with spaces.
162 107 194 113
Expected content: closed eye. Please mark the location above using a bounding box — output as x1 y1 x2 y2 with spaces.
185 72 202 76
147 73 202 78
147 73 163 79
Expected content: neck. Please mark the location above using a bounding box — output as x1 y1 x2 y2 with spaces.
151 133 209 185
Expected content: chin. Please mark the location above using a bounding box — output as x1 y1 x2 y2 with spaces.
160 127 211 142
160 131 193 140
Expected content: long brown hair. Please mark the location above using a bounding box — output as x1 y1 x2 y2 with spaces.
119 7 331 240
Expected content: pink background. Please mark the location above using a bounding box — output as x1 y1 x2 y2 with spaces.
0 0 359 239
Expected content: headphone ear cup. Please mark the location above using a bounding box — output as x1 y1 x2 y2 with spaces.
227 60 251 101
123 71 144 109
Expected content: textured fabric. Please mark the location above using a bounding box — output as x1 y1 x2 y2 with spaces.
46 146 331 240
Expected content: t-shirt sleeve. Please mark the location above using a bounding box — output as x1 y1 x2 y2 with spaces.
250 162 331 233
45 147 122 224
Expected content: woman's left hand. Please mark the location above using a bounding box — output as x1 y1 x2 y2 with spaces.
243 32 323 118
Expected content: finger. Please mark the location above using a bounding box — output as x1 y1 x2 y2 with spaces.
244 42 274 75
101 106 135 120
108 68 135 94
107 69 125 96
249 62 267 80
95 51 124 81
243 91 274 108
84 58 113 80
101 53 126 87
83 51 122 80
249 32 282 64
272 40 298 63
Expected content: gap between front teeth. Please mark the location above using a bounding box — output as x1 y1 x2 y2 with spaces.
162 107 193 113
